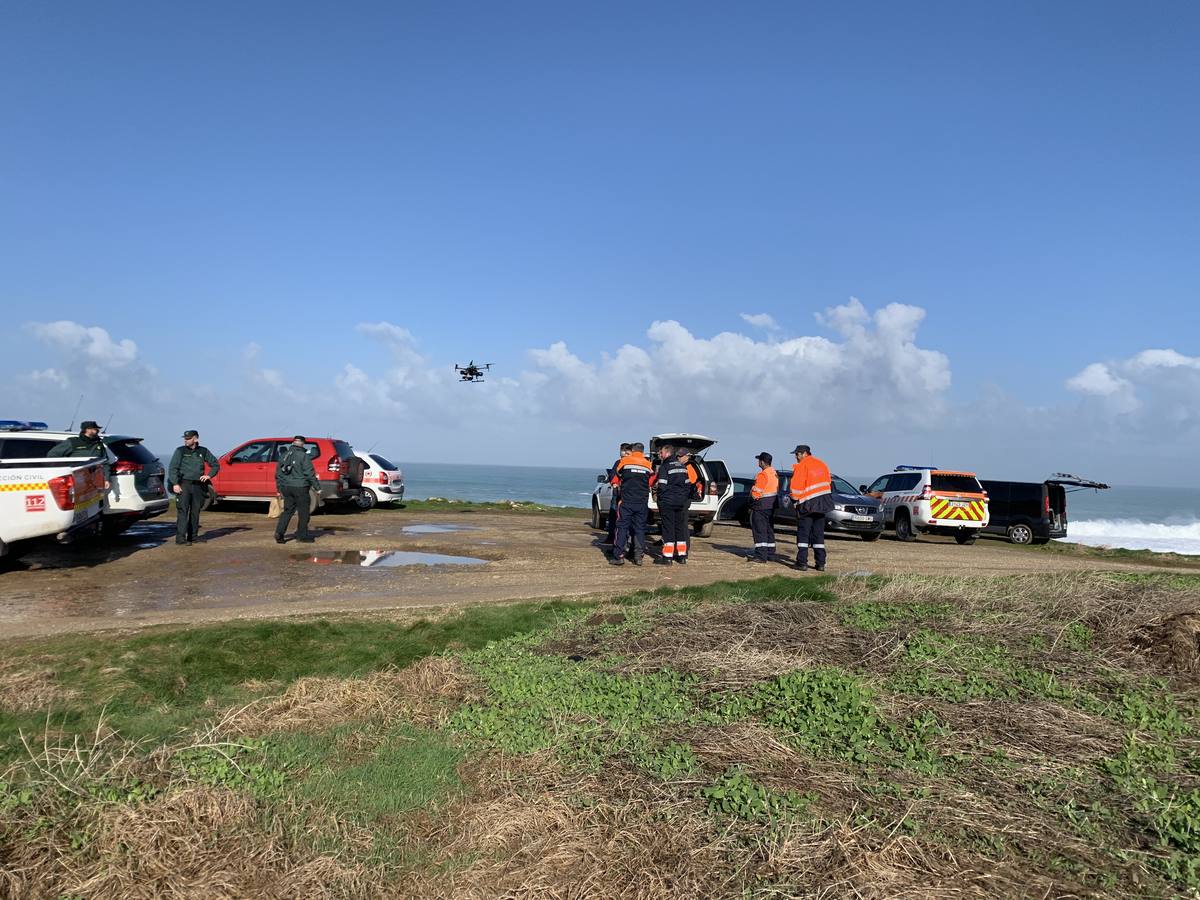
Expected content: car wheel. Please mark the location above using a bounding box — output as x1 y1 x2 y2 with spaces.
954 532 977 545
1006 523 1034 545
860 532 880 542
355 489 377 511
694 519 714 538
895 510 916 542
591 501 606 531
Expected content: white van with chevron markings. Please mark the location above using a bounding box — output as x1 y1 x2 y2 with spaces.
863 466 990 545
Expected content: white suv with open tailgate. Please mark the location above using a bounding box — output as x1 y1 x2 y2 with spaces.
863 466 990 544
591 433 732 538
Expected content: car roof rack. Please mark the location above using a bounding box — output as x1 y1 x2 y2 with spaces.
0 420 49 431
895 464 937 471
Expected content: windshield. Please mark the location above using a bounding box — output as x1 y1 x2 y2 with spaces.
370 454 398 471
832 476 858 495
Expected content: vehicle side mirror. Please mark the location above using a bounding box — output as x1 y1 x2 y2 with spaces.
597 474 607 483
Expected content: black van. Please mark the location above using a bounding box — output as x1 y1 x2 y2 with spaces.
980 475 1109 545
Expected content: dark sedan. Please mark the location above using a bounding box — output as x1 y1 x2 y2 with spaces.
719 474 883 541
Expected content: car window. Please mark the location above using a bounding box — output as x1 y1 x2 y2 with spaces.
703 460 730 485
271 441 320 461
0 437 56 459
892 473 922 491
832 476 857 495
332 440 353 460
867 476 889 493
107 439 159 464
230 441 275 464
370 454 398 471
932 474 983 493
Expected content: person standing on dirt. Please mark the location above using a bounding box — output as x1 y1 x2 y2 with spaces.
167 429 220 545
600 442 633 547
789 444 834 571
608 442 654 566
654 445 694 565
275 436 320 544
747 452 779 563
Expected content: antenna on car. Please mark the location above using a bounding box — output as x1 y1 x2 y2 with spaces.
102 412 114 432
66 393 83 431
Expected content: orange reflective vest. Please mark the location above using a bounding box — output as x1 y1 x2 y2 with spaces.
751 467 778 500
790 456 832 503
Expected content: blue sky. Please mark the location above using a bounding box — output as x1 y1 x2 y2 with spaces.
2 2 1197 481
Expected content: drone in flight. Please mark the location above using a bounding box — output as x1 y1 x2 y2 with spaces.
454 361 493 383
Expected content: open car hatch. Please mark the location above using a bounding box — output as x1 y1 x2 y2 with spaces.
1048 473 1111 491
649 433 717 457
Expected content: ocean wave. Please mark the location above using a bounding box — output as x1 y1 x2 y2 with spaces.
1058 518 1200 556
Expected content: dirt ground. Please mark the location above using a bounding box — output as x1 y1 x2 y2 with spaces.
1 507 1194 639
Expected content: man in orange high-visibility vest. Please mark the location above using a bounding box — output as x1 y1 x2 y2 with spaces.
747 451 779 562
789 444 834 571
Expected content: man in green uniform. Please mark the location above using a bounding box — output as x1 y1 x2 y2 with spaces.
167 429 221 545
275 435 320 544
47 420 111 489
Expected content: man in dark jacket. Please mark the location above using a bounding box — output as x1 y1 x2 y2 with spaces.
654 445 695 565
167 429 221 545
599 442 632 547
747 452 779 562
275 436 320 543
47 420 106 460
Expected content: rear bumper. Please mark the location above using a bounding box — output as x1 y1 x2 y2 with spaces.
318 480 361 502
376 484 405 498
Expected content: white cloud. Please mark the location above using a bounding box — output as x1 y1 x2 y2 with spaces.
22 368 70 389
27 321 139 369
740 312 778 331
1066 362 1131 398
1067 348 1200 426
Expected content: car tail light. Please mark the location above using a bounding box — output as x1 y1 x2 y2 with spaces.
327 457 342 474
48 474 76 510
113 460 143 474
1044 495 1051 515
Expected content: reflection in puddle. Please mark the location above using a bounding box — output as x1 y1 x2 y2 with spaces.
399 523 480 535
293 550 487 568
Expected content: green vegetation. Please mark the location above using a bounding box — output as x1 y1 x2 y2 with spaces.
2 572 1199 897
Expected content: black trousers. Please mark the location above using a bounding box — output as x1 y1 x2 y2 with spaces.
796 513 827 569
750 498 777 559
175 481 207 542
612 502 648 560
660 504 689 559
605 491 621 542
276 485 312 538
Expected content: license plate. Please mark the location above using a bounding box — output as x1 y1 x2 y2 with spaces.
852 515 874 522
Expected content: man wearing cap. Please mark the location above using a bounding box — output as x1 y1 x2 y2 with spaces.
788 444 834 571
47 419 112 491
747 452 779 563
275 436 320 544
167 430 221 545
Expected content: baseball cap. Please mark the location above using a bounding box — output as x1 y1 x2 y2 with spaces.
791 444 811 455
80 420 100 430
182 429 199 439
755 451 773 464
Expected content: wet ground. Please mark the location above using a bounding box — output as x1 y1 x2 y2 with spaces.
1 509 1193 639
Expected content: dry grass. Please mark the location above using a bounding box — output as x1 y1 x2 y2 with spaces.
404 754 739 900
0 663 77 713
221 656 476 736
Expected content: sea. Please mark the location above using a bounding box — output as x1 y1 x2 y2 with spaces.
397 462 1200 557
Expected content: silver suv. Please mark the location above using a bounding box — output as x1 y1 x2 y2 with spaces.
591 433 732 538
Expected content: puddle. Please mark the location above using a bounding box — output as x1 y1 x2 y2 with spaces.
292 550 487 568
399 523 480 535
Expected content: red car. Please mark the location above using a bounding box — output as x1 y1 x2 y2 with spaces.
208 437 366 508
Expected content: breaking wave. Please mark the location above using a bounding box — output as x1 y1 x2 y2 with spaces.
1058 519 1200 556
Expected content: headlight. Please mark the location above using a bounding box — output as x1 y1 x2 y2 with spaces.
833 504 846 511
